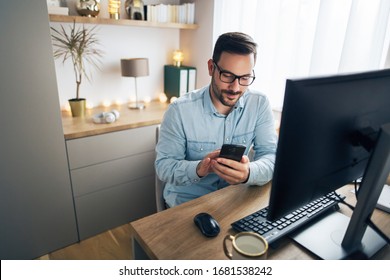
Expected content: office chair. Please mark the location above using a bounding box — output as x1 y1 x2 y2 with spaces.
155 125 167 212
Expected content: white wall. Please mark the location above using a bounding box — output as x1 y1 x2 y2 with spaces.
180 0 214 89
51 22 179 109
52 0 183 109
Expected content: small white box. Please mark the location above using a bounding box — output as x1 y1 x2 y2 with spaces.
47 0 61 7
48 6 69 15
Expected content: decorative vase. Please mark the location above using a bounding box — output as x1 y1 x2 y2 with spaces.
69 98 86 117
76 0 100 17
108 0 121 19
125 0 144 20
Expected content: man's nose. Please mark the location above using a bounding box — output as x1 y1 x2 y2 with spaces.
228 78 241 91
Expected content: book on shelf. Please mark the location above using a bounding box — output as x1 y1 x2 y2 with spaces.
164 65 197 100
145 3 195 24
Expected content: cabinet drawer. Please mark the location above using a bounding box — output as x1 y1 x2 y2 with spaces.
71 151 155 197
67 125 157 169
75 175 156 240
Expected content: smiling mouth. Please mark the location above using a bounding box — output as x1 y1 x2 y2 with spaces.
224 90 240 96
225 92 240 100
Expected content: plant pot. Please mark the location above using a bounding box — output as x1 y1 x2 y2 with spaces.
69 98 86 117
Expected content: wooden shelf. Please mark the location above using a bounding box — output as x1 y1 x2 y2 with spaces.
49 15 198 30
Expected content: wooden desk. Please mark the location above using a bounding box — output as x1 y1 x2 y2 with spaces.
129 183 390 260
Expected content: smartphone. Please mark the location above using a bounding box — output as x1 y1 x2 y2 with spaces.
219 144 246 162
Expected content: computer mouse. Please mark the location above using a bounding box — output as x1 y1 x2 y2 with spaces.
193 212 220 237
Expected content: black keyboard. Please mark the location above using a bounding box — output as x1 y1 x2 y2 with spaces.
231 192 345 245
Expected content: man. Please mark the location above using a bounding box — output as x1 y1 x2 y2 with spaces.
156 32 277 207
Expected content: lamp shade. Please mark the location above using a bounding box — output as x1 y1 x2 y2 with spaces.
121 58 149 77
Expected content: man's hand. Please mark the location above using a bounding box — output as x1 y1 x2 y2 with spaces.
196 150 221 178
211 155 250 185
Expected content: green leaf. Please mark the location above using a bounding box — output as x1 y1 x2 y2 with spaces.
50 20 104 99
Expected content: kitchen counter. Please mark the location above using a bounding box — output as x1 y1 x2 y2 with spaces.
61 101 169 140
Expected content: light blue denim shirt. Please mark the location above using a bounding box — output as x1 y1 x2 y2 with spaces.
155 85 277 207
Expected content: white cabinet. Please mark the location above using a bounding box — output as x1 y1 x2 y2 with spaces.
66 125 158 240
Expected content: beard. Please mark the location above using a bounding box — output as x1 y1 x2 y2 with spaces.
210 77 243 107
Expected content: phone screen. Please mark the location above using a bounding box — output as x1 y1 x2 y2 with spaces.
219 144 246 162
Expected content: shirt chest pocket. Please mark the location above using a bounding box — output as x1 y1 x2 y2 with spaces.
231 132 253 147
187 141 217 161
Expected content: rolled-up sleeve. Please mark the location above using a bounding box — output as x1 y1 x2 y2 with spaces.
246 95 277 185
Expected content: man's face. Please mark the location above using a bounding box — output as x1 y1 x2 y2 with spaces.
208 52 255 112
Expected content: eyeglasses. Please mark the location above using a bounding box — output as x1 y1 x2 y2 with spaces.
213 62 256 86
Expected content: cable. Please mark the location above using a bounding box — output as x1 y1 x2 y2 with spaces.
334 195 355 212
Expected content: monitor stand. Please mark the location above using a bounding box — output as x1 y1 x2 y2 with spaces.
289 211 386 259
291 123 390 260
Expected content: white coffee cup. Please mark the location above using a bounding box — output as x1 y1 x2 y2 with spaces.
223 232 268 260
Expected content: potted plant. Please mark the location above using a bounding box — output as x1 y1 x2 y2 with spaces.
51 20 103 117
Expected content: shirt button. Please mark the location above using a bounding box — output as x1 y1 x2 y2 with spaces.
226 138 229 141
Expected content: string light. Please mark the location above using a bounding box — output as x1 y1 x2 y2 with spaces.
159 93 168 103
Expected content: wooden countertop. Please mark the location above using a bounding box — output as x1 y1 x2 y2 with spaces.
61 101 169 140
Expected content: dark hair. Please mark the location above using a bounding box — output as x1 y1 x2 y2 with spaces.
212 32 257 64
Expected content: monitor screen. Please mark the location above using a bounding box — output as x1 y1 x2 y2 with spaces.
268 68 390 220
267 68 390 258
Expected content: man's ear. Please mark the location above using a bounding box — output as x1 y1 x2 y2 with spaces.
207 59 214 76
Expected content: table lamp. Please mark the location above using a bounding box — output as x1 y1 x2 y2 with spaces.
121 58 149 109
173 50 184 67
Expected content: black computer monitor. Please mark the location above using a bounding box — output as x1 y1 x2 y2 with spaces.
268 68 390 259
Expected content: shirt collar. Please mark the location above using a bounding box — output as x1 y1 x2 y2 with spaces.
203 85 217 115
